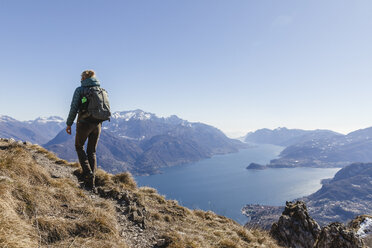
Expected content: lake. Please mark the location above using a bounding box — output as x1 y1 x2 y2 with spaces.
135 144 340 224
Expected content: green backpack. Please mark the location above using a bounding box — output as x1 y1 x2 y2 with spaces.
80 86 111 121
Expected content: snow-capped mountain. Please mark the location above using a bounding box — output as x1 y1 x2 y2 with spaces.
107 110 194 141
0 115 64 144
26 116 64 124
0 110 247 175
44 110 247 174
0 115 18 123
112 109 155 121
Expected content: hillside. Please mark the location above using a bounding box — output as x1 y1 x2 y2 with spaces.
267 127 372 168
0 138 279 248
302 162 372 225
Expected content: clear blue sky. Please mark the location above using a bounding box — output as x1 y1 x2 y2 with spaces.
1 0 372 137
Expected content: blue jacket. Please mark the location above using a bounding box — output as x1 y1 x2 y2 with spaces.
66 77 100 126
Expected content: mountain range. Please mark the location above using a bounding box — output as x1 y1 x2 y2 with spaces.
0 115 65 144
268 127 372 168
245 127 372 169
244 127 342 147
0 110 247 175
5 114 372 173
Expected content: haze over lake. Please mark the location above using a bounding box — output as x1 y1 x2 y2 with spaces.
136 144 340 224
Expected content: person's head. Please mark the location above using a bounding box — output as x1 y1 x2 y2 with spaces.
81 70 95 81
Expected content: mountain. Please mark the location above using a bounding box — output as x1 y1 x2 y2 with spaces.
244 127 342 147
0 138 279 248
302 162 372 225
25 116 65 139
268 127 372 168
0 115 64 144
44 110 247 175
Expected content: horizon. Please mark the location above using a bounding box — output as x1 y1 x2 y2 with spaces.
1 109 368 137
1 1 372 137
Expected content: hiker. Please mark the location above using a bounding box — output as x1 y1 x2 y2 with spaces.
65 70 111 189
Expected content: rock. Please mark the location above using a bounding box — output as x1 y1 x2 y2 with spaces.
23 141 32 146
270 201 321 248
154 238 169 248
314 222 363 248
130 210 146 228
349 215 372 247
97 187 121 199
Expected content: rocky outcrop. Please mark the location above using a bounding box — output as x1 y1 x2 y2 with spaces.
270 201 366 248
270 201 321 248
314 222 363 248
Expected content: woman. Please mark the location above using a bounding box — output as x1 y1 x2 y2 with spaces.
66 70 103 190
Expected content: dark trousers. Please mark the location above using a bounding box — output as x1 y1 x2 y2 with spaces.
75 121 101 177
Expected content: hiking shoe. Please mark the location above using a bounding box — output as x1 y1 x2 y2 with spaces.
84 174 95 190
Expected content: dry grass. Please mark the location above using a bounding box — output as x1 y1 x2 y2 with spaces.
136 185 281 248
0 143 281 248
0 145 128 248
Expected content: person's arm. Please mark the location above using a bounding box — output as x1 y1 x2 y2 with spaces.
66 87 81 134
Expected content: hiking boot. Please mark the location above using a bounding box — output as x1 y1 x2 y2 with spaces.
84 173 95 190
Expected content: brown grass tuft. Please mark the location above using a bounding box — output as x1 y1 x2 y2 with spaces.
217 239 240 248
112 172 137 189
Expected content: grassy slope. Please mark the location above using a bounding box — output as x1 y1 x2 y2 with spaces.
0 141 280 248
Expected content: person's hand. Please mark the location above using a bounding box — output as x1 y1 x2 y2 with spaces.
66 126 72 135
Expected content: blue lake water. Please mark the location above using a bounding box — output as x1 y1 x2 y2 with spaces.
135 144 340 224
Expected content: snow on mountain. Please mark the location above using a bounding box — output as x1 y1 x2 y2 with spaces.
0 115 17 122
26 116 65 124
357 217 372 238
112 110 155 121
